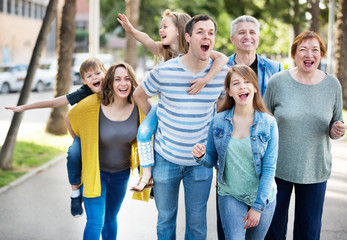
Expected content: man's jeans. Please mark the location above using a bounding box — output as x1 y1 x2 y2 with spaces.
218 194 276 240
153 153 213 240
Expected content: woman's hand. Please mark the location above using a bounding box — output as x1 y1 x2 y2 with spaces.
243 209 261 229
192 143 206 158
330 121 345 138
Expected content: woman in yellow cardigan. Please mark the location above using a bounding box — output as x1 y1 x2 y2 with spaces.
67 62 149 239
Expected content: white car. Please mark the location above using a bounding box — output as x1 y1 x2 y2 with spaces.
0 61 57 94
0 64 27 93
34 59 57 92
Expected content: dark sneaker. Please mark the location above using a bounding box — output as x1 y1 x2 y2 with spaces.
71 196 83 217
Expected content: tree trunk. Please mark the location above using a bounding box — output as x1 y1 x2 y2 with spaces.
293 0 301 37
124 0 141 70
310 0 320 33
0 0 58 170
335 0 347 109
309 0 320 32
46 0 76 135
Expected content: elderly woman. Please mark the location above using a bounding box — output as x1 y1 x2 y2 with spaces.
264 31 345 240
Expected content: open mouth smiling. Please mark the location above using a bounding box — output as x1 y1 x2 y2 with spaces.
201 44 210 52
239 92 249 100
93 81 101 87
304 60 314 67
119 88 128 93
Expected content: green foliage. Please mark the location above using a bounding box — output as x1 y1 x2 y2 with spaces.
75 28 89 42
99 0 331 60
0 142 64 187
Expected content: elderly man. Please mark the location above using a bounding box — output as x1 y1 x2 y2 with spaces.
227 15 283 97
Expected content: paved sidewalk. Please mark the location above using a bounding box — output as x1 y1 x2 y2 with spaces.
0 139 346 239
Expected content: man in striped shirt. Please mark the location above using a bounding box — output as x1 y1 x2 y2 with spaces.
134 14 229 239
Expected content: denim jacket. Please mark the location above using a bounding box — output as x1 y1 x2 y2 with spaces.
227 53 283 97
196 108 279 212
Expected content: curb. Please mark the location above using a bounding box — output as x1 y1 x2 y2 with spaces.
0 153 66 195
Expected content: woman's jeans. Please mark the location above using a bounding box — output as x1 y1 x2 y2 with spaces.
265 177 327 240
153 153 213 240
218 194 276 240
66 136 82 185
82 169 130 240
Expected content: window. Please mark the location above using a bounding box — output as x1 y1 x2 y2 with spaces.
0 0 4 13
14 0 19 15
7 0 12 14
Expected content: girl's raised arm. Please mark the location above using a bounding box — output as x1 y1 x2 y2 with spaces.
117 13 161 57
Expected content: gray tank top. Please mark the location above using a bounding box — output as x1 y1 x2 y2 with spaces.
99 106 138 173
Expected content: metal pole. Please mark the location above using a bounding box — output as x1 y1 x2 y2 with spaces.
327 0 335 74
89 0 100 56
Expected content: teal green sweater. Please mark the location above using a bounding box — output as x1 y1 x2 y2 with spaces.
264 70 344 184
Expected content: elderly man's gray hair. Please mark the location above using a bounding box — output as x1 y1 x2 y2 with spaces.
230 15 260 37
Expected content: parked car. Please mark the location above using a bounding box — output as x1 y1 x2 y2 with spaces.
0 60 57 94
34 59 57 92
0 64 27 93
72 53 114 85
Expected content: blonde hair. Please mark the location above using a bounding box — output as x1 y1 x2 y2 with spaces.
99 62 138 105
159 9 191 62
79 58 106 80
219 65 270 114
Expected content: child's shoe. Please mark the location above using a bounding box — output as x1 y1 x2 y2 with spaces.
70 196 83 217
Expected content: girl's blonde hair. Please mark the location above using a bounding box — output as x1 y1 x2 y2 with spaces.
219 65 270 114
99 62 138 105
159 9 191 62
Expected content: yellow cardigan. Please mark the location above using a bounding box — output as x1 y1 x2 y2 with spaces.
68 94 150 201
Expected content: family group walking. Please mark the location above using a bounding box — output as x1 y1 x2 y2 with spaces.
6 8 345 240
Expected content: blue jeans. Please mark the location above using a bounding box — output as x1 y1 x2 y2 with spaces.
153 153 213 240
218 194 276 240
137 104 158 167
66 137 82 185
82 169 130 240
265 178 327 240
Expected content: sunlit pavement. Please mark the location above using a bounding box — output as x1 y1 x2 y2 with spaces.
0 120 346 239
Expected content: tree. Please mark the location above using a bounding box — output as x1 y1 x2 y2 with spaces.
45 0 76 135
124 0 141 70
309 0 320 32
334 0 347 109
0 0 59 170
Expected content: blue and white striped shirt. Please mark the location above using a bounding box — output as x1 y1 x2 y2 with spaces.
142 56 229 165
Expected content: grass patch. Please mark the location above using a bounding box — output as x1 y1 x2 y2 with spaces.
0 130 72 188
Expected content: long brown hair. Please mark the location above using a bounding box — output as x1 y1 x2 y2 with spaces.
158 9 191 62
219 65 270 114
99 62 138 105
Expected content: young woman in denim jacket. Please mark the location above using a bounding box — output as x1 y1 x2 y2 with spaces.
192 65 279 239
